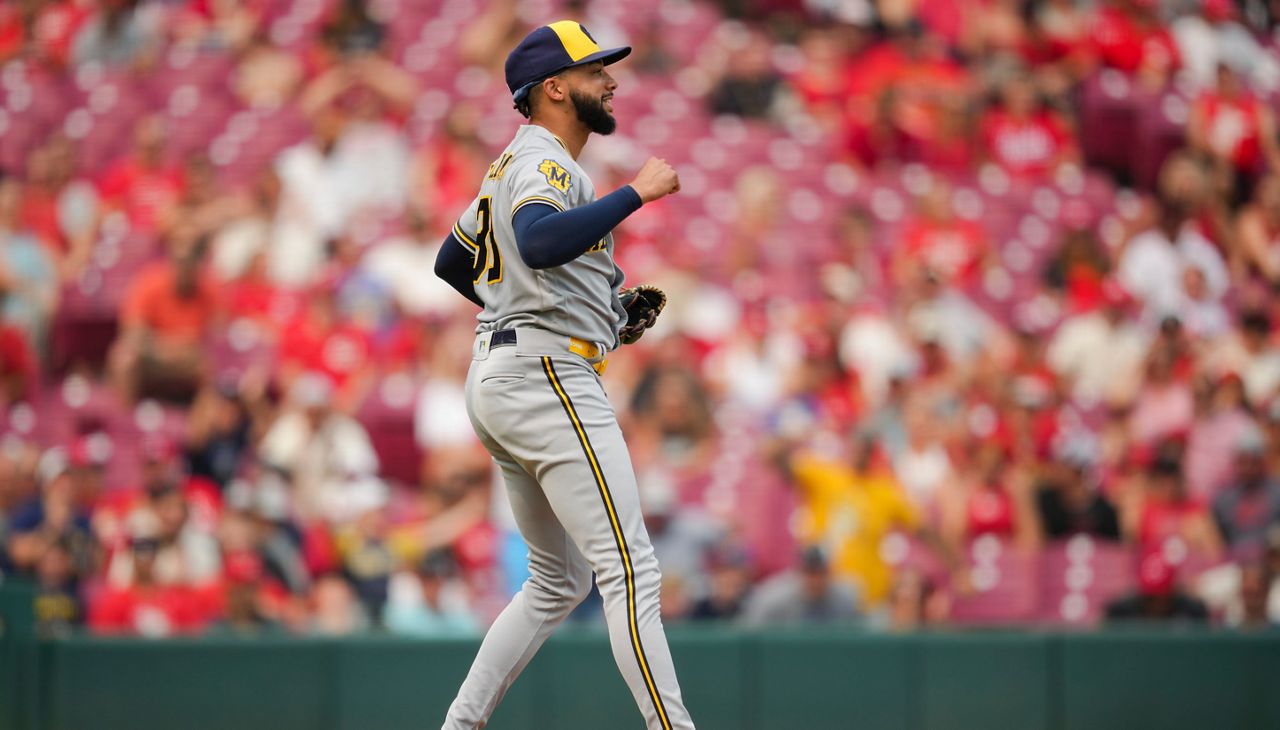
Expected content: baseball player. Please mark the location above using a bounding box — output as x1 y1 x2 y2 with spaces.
431 20 696 730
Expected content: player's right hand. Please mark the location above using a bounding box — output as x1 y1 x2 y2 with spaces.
630 157 680 204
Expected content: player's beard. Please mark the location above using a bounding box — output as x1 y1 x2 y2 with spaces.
570 89 616 135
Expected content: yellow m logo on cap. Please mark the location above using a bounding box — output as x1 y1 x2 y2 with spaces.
547 20 600 62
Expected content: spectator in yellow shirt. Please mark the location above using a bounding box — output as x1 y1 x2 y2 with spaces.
777 436 956 605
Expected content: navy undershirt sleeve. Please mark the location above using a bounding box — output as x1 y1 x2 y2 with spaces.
433 232 484 307
512 185 643 269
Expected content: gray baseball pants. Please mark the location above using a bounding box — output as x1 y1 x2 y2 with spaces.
441 328 695 730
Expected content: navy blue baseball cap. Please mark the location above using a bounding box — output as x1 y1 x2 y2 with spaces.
505 21 631 106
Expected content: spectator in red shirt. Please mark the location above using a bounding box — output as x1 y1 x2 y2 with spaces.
410 103 491 230
102 480 222 591
93 434 221 553
33 0 92 68
89 536 207 636
913 92 975 174
107 231 219 404
1089 0 1181 88
1188 63 1280 206
1030 0 1091 65
892 179 991 288
849 28 973 171
788 26 852 131
0 1 27 62
212 505 299 635
980 73 1078 178
96 115 187 235
1120 453 1223 564
939 444 1041 552
0 0 90 67
223 248 304 337
277 273 375 411
19 134 98 281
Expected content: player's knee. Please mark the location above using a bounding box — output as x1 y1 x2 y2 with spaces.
633 555 664 604
525 565 591 616
560 559 593 606
565 569 592 607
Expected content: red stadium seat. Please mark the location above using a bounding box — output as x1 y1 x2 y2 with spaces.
1037 537 1135 627
949 536 1040 625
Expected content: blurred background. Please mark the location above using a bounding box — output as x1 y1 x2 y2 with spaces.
1 0 1280 653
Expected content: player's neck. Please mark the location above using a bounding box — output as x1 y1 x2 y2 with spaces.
530 117 588 159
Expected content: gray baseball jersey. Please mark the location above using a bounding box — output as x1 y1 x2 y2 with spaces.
452 124 628 350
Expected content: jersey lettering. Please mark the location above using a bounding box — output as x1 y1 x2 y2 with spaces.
485 153 515 181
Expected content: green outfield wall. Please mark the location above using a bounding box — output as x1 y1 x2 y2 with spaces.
3 582 1279 730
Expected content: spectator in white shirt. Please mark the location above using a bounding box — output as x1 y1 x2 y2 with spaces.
1047 281 1149 407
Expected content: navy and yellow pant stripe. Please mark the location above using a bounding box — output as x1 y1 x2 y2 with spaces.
541 356 674 730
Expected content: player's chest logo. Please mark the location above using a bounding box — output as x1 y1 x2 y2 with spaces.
538 159 572 193
587 238 608 253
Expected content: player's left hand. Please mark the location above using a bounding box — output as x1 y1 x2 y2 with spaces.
618 285 667 345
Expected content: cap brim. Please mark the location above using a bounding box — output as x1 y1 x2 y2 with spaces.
569 46 631 68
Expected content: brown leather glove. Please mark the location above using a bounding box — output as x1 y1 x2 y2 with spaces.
618 285 667 345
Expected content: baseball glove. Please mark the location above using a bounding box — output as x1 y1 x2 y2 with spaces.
618 285 667 345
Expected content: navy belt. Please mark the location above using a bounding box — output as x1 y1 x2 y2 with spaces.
490 329 518 348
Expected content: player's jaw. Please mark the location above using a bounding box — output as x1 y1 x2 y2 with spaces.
570 88 617 136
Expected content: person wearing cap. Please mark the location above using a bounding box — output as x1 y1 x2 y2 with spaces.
688 543 753 622
383 548 479 638
1122 451 1223 564
1104 551 1208 624
4 451 95 579
738 545 863 627
432 20 694 730
1034 439 1121 541
1211 427 1280 556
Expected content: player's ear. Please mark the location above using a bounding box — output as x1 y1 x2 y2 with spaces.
542 75 566 103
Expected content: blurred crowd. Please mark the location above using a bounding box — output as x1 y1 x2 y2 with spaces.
2 0 1280 639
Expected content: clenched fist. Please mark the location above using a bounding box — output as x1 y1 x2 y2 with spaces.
629 157 681 204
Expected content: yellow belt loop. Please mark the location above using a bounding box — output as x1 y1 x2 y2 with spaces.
568 337 608 375
568 337 596 359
